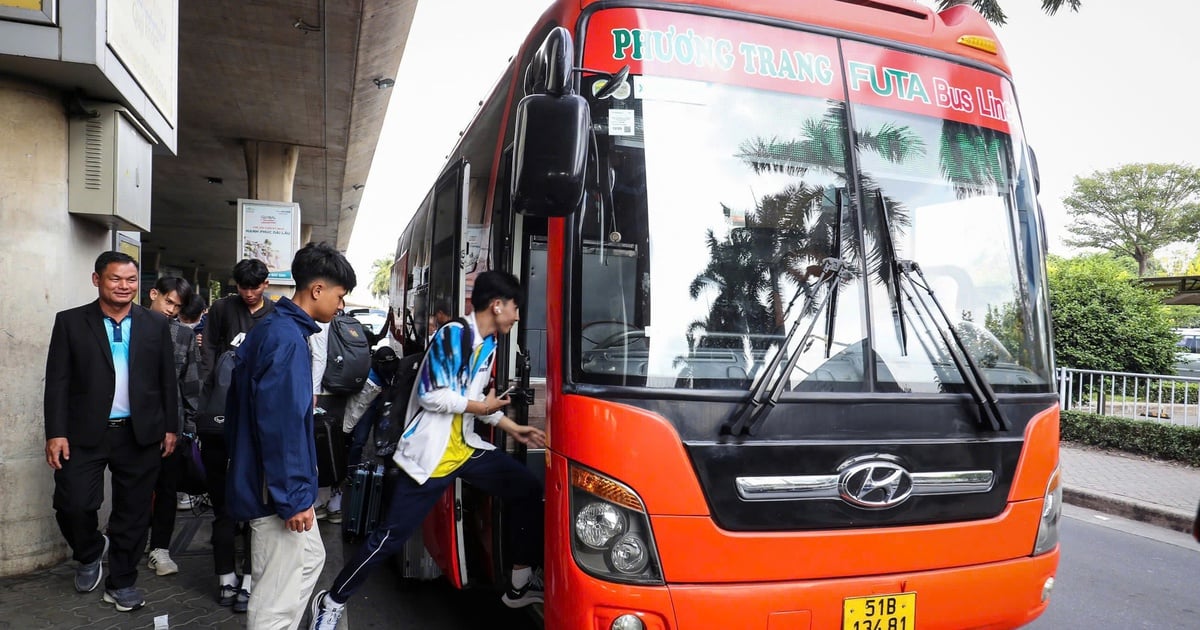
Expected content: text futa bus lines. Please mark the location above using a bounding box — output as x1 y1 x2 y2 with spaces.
387 1 1060 628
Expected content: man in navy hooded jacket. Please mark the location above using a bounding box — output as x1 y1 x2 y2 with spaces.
224 242 356 630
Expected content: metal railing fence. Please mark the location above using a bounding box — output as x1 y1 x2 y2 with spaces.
1056 367 1200 428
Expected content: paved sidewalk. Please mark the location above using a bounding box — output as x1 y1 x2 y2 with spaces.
1060 441 1200 533
0 509 349 629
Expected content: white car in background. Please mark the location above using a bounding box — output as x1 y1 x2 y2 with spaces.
347 307 389 349
1174 328 1200 376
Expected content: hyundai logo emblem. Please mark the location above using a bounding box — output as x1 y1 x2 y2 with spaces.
838 457 913 509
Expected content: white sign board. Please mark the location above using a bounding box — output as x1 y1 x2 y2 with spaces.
107 0 178 126
237 199 301 285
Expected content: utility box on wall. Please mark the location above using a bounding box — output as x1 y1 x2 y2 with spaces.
68 103 155 232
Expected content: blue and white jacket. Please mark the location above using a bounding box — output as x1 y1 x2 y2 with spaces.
393 312 504 484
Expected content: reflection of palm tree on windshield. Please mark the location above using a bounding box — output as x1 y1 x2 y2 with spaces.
683 102 923 373
686 183 827 355
938 120 1010 199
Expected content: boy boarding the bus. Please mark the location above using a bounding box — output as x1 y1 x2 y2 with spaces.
309 270 547 630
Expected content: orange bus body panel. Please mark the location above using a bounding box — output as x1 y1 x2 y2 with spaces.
554 394 710 515
1008 404 1061 501
666 552 1056 630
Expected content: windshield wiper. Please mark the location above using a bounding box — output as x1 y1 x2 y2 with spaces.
722 257 850 436
894 260 1009 432
874 192 908 355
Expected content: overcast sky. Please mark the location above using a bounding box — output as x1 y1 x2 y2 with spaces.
345 0 1200 303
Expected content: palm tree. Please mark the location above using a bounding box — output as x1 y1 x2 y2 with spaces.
369 256 393 300
936 0 1080 25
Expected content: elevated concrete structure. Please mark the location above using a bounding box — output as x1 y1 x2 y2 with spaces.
149 0 418 282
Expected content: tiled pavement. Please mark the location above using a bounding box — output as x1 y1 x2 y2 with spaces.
1059 441 1199 533
0 508 349 629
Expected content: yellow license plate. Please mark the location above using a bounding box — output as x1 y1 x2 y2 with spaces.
842 592 916 630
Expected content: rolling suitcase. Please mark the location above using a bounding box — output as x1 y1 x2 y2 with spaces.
314 411 346 487
343 463 385 540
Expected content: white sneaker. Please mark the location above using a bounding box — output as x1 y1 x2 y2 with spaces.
176 493 194 510
309 590 345 630
148 548 179 576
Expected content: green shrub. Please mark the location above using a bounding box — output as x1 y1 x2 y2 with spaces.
1048 254 1178 374
1061 410 1200 467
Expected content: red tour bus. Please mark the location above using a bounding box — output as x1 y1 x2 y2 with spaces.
388 1 1060 628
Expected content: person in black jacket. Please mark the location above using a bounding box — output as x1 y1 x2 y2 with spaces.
200 259 274 379
198 258 274 612
44 251 179 612
144 276 201 578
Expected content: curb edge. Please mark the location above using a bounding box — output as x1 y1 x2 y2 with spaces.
1062 485 1193 534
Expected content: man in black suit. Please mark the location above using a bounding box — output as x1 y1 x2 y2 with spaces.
44 251 179 612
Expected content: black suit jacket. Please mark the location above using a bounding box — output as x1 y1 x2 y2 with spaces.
44 301 180 448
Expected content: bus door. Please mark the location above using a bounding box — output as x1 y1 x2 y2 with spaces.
420 159 473 588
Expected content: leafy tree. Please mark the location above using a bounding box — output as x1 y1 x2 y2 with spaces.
935 0 1080 25
370 256 393 300
1163 305 1200 329
1048 253 1179 374
1063 163 1200 276
1181 247 1200 276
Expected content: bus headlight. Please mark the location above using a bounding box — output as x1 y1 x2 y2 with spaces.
1033 466 1062 555
570 465 663 585
609 533 650 574
576 502 628 549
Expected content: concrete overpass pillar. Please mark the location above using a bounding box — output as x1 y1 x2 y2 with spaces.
0 76 112 576
244 140 300 203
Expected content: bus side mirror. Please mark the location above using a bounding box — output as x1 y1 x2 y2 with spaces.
512 27 589 218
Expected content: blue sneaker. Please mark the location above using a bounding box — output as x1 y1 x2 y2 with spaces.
73 535 108 593
218 583 238 606
102 586 146 612
233 588 250 613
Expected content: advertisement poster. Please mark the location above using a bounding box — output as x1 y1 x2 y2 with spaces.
116 231 141 304
237 199 300 285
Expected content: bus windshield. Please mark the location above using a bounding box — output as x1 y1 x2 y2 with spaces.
572 9 1053 394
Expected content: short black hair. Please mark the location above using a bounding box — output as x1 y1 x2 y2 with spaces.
154 276 194 306
292 242 357 292
470 270 522 311
180 294 206 321
94 251 139 275
231 258 270 289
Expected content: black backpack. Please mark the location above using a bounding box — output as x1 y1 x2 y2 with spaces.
196 347 238 435
374 317 471 458
322 312 372 394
